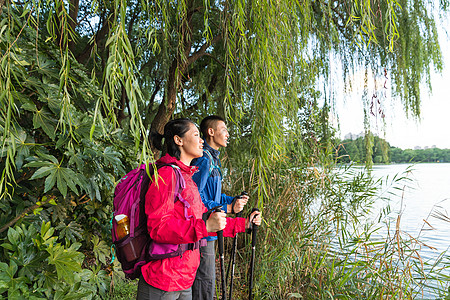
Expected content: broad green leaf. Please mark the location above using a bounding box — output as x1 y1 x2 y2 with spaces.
37 153 58 164
44 170 57 193
40 270 59 294
0 282 7 294
40 222 54 241
7 228 19 247
33 106 57 139
46 93 62 115
91 236 110 265
56 170 68 197
0 262 11 282
14 129 32 169
60 168 79 195
17 251 48 282
1 243 14 251
56 134 70 149
56 221 83 244
30 166 54 180
74 120 94 140
0 260 18 280
33 207 43 215
20 102 37 113
23 161 52 168
67 151 86 170
28 158 80 196
47 244 84 284
102 146 123 168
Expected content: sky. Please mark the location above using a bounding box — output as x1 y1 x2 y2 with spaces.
335 29 450 150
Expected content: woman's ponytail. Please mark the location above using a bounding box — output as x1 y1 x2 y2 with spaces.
150 131 165 151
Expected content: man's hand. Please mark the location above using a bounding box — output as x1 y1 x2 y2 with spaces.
228 194 249 214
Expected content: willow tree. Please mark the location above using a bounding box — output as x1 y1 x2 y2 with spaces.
0 0 448 296
2 0 446 200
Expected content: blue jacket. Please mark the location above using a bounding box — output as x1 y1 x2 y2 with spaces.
191 142 235 241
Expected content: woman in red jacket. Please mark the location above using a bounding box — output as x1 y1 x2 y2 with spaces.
137 118 260 300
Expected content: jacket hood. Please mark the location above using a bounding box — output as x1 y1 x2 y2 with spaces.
157 154 198 175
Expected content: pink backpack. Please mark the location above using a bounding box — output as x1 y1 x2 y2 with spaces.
111 163 201 279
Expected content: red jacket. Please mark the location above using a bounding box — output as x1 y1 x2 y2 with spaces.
141 154 246 291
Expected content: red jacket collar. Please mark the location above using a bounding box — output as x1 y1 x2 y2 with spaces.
157 154 198 175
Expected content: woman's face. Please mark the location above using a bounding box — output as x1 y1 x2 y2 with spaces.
177 123 204 162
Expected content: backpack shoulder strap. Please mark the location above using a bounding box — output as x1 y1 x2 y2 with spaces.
203 150 214 176
168 164 185 194
167 165 193 220
204 150 222 177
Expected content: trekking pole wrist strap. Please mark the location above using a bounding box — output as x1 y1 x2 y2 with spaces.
231 197 238 214
232 191 248 215
202 205 223 223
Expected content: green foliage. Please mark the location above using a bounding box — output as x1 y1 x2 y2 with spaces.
337 135 450 164
106 275 138 299
0 221 109 299
336 135 390 164
0 5 136 294
1 0 447 202
390 146 450 163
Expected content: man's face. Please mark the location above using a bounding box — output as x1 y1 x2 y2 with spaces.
210 120 229 149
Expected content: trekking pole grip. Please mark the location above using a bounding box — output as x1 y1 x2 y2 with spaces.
215 207 224 254
235 191 248 217
250 208 259 247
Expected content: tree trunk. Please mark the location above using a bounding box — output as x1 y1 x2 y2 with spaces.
149 2 222 154
68 0 79 53
151 59 182 134
76 11 114 64
117 84 127 124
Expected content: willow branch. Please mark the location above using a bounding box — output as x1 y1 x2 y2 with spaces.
76 11 115 64
186 33 222 65
205 53 225 68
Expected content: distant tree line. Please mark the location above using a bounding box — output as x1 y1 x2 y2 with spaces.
336 136 450 164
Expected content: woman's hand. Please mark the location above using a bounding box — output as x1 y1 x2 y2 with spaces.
206 210 227 232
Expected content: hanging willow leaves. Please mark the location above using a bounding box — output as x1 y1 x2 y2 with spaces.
0 0 448 212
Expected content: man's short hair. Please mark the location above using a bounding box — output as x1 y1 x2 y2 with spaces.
200 115 225 138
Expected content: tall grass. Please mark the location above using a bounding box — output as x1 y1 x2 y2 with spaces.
224 162 450 299
107 273 137 299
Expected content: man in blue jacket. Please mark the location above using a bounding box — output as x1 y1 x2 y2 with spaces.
191 115 249 300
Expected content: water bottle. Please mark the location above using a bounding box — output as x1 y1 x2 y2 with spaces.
115 214 130 239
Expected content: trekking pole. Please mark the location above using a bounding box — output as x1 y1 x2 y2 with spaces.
248 208 260 300
215 206 227 300
227 191 248 300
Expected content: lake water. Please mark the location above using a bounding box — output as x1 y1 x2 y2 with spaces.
364 163 450 298
371 163 450 256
